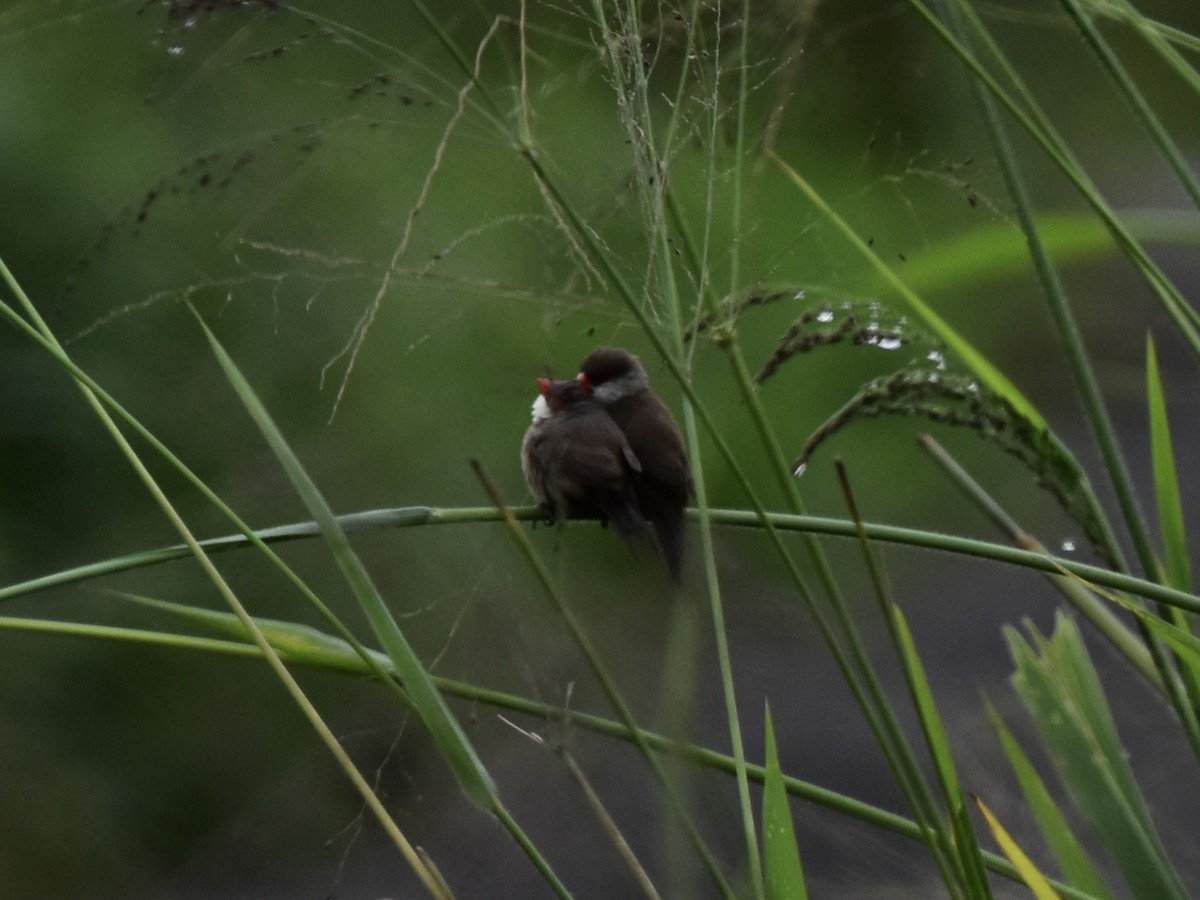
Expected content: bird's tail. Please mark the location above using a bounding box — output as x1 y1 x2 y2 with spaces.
601 494 650 544
652 513 685 583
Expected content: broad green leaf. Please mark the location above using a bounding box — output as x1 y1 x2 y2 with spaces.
762 704 807 900
880 212 1200 303
1006 615 1188 900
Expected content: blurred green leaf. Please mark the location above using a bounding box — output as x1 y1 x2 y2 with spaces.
986 700 1111 899
870 212 1200 302
1006 614 1189 900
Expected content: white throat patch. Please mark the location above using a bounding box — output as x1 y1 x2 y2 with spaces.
593 370 643 404
530 394 550 422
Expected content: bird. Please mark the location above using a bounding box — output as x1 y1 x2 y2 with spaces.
521 376 648 542
576 346 692 581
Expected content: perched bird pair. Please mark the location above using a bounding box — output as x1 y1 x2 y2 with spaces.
522 347 692 581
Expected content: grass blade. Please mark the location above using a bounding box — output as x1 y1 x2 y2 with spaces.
768 151 1043 430
1145 334 1200 712
7 507 1200 620
762 703 807 900
986 700 1112 899
1146 336 1192 592
1006 614 1189 900
1057 0 1200 210
191 308 496 809
189 320 582 900
974 795 1063 900
0 261 454 897
0 610 1111 900
893 603 992 898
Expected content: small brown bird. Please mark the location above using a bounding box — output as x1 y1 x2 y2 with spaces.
521 377 648 541
577 347 692 581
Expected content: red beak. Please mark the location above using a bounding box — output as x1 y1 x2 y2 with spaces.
576 372 593 392
536 377 552 397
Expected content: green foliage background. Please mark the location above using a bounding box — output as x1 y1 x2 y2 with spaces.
2 1 1199 897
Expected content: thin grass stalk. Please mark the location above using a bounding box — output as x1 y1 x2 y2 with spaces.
641 152 713 872
945 0 1141 572
523 133 826 900
937 0 1200 754
9 503 1200 616
909 0 1200 352
663 151 962 882
728 0 751 295
662 193 903 770
917 435 1158 687
667 360 964 885
651 14 721 892
192 314 585 897
0 262 452 897
1104 0 1200 95
835 462 970 898
193 314 498 797
1057 0 1200 210
721 341 962 881
685 398 766 899
580 4 765 890
470 461 738 900
0 284 426 719
680 1 763 891
2 613 1111 900
559 746 663 900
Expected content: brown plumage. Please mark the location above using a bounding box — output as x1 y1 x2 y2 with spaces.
578 347 692 581
521 377 648 541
